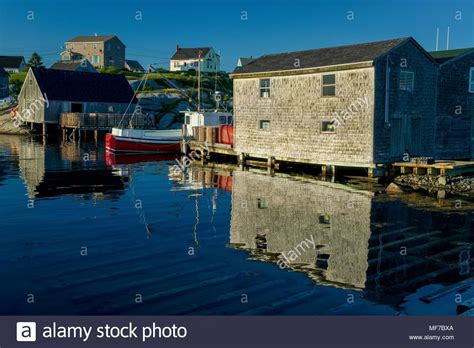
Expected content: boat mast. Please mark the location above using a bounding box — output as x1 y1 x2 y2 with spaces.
197 50 201 112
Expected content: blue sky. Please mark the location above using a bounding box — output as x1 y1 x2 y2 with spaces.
0 0 472 71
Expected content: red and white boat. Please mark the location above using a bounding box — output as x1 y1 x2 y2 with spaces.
106 128 182 153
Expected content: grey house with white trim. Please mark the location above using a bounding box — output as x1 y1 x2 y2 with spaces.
230 37 438 173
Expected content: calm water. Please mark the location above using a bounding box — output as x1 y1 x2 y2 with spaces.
0 135 472 315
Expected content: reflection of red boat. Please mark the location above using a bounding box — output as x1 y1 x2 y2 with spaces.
106 128 182 153
106 151 177 166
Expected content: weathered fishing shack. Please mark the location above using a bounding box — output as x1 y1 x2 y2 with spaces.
16 67 138 134
229 37 439 176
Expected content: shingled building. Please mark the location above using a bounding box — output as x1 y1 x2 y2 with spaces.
17 67 136 132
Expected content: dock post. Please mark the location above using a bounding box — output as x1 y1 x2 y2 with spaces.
267 156 275 168
94 130 98 145
321 165 327 177
368 167 385 178
42 123 47 137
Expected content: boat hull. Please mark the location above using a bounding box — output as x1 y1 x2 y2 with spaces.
106 134 181 153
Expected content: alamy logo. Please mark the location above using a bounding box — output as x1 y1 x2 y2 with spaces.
16 322 37 342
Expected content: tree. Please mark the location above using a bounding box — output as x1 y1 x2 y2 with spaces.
27 52 44 68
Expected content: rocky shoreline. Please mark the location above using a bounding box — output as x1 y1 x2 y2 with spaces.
390 173 474 196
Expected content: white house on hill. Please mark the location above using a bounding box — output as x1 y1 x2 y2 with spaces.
170 45 220 72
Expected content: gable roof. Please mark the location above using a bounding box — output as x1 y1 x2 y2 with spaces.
429 48 474 63
232 38 411 75
67 35 117 43
238 57 255 66
125 59 145 71
0 56 25 69
171 47 212 60
50 60 95 72
31 67 136 103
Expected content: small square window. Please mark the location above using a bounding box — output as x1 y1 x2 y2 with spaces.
257 198 268 209
227 115 233 124
259 120 271 130
219 115 227 124
322 74 336 96
399 71 414 91
321 121 336 133
319 215 330 224
260 78 271 98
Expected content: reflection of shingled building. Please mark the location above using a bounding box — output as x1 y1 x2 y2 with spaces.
229 169 474 312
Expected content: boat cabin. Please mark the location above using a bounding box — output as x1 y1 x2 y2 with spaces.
182 110 233 137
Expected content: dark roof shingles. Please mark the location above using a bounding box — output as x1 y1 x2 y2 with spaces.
171 47 211 60
234 38 409 74
67 35 116 42
0 56 25 69
32 67 136 104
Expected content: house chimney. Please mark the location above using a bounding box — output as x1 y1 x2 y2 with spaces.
176 43 179 51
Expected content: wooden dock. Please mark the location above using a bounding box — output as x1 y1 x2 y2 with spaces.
392 160 474 176
59 112 155 131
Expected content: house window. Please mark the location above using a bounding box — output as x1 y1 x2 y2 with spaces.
322 74 336 96
219 115 227 124
71 44 74 49
29 79 32 86
399 71 414 91
260 78 271 98
469 67 474 93
108 105 116 112
91 55 100 64
257 198 268 209
259 120 271 130
83 43 87 49
319 215 330 224
227 115 233 124
93 44 97 49
322 120 336 133
185 115 190 124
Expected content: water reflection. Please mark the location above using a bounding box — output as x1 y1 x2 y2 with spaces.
175 166 473 311
0 135 472 315
1 136 126 199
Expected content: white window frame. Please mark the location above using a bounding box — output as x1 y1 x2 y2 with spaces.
469 67 474 93
259 79 271 98
259 120 271 130
321 120 336 133
91 55 100 64
399 71 414 91
321 74 336 97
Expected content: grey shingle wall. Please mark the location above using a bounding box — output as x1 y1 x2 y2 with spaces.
234 67 376 166
373 40 438 163
434 51 474 159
